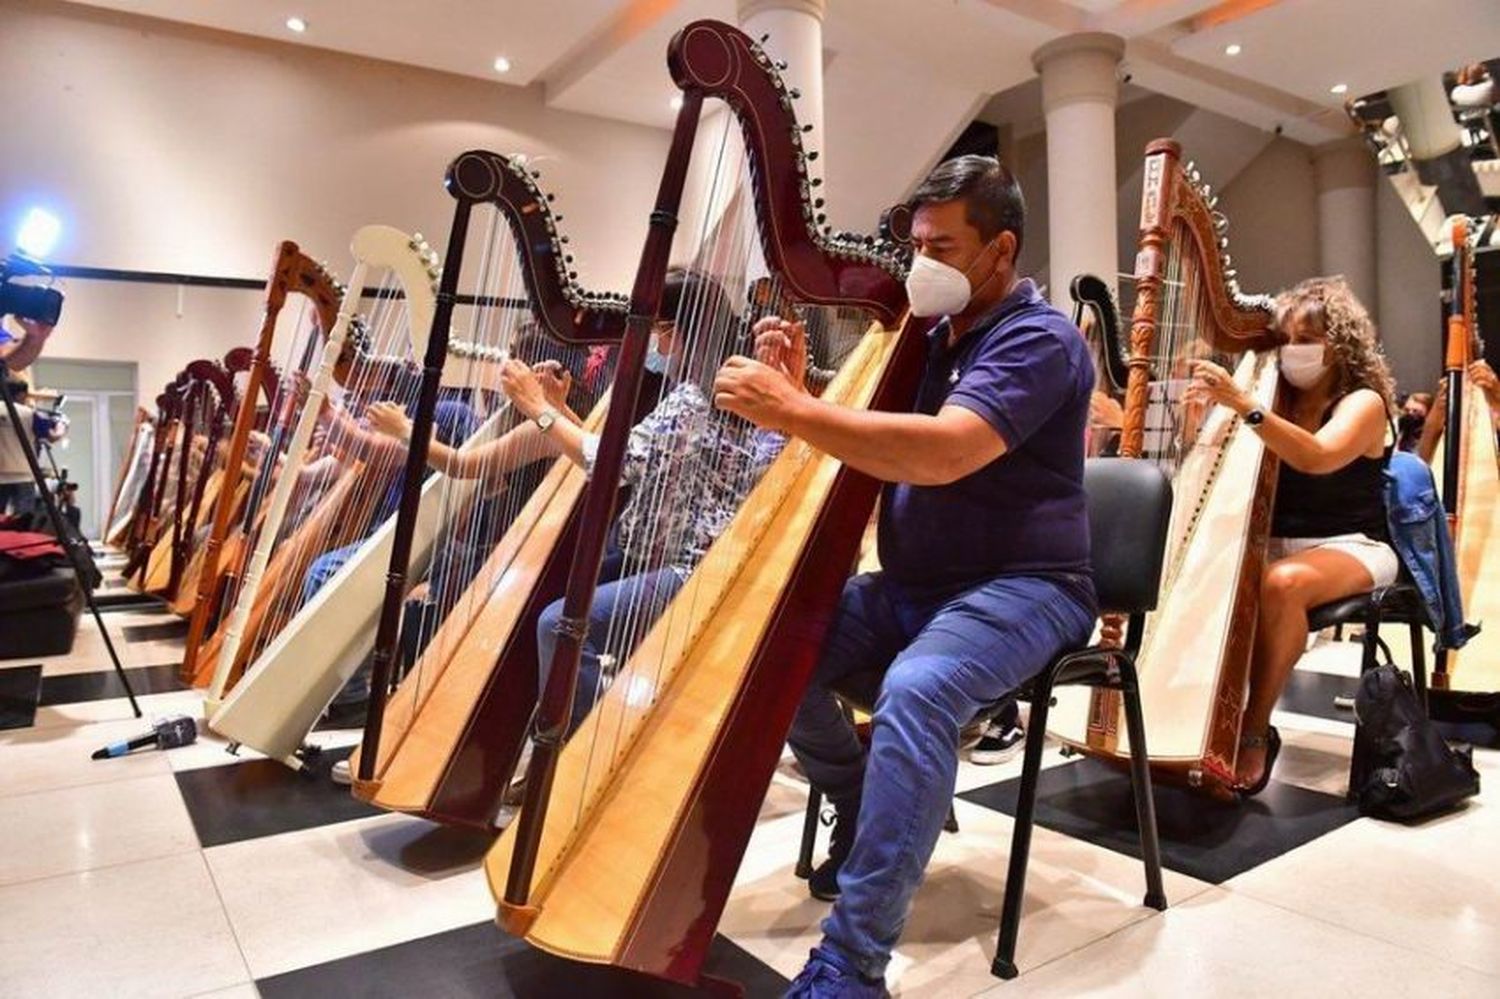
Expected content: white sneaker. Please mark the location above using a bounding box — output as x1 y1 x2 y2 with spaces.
331 759 352 785
969 723 1025 765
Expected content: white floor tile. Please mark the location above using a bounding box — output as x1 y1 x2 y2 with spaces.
0 716 172 798
0 773 198 885
30 687 205 730
983 887 1499 998
185 985 260 999
1228 799 1500 977
0 853 249 999
204 812 495 978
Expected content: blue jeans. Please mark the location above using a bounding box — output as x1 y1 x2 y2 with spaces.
791 570 1097 979
535 558 683 736
300 541 369 706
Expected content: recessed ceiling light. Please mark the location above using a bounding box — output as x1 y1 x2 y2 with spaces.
670 95 684 111
1330 83 1349 95
493 56 511 74
285 16 307 33
1224 43 1242 56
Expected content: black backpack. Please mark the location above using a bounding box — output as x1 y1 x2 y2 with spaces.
1352 664 1480 820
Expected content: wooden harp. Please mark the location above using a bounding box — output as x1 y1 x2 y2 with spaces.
1432 216 1500 704
103 408 153 549
1049 139 1281 794
180 244 342 678
211 195 622 770
348 151 630 820
486 20 915 991
1070 272 1130 397
196 226 443 717
123 372 187 587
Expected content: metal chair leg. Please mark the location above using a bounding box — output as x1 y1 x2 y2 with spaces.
992 668 1056 980
1117 658 1167 911
1409 621 1429 713
944 805 960 834
795 784 822 880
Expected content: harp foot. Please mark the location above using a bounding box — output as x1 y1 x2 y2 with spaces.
1145 890 1168 911
225 742 241 756
991 957 1019 980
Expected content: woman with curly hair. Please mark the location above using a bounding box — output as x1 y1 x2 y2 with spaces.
1187 276 1397 795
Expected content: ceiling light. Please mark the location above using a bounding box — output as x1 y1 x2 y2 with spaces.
285 16 307 33
1224 43 1241 56
1330 83 1349 95
670 95 684 111
493 56 511 74
17 208 62 260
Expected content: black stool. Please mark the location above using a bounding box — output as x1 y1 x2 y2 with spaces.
1305 580 1432 794
790 459 1176 982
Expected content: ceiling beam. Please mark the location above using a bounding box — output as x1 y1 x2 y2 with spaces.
539 0 682 106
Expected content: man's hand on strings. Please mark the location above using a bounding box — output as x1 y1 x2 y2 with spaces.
1186 359 1252 415
531 360 573 411
713 355 799 431
1469 360 1500 400
500 358 549 420
367 401 413 442
751 316 809 392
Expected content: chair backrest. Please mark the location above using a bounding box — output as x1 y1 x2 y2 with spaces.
1085 457 1173 616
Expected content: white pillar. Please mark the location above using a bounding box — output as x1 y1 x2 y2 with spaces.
737 0 827 167
1314 136 1378 318
1032 32 1124 307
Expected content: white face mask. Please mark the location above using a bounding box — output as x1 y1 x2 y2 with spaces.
904 240 998 318
1279 342 1330 389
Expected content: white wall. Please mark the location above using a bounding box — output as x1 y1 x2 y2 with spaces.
0 0 673 396
1376 178 1444 394
1213 138 1323 299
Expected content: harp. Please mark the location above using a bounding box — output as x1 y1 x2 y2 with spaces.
137 351 244 600
195 226 443 717
179 244 342 675
104 408 153 549
484 21 914 990
1070 272 1130 397
1432 216 1500 703
347 152 629 821
123 372 188 587
211 187 622 769
1049 140 1281 794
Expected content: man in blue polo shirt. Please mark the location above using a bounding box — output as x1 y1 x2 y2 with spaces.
713 154 1097 998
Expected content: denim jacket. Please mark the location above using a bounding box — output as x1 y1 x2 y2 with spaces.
1384 450 1477 650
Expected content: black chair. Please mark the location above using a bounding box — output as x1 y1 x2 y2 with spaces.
1305 578 1431 794
791 459 1175 981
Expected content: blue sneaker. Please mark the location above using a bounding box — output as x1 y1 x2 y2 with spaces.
784 945 888 998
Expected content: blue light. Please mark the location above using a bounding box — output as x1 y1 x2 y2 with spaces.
16 208 62 259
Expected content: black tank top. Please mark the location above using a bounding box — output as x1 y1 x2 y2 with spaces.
1271 396 1389 541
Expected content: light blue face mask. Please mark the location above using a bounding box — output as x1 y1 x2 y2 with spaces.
644 339 671 375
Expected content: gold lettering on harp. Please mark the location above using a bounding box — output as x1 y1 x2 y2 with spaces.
1141 155 1164 229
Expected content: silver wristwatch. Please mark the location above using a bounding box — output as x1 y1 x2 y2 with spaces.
533 408 558 433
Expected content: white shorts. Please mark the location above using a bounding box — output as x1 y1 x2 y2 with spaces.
1267 533 1400 589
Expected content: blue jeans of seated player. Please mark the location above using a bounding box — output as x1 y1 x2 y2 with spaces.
790 570 1097 980
535 556 682 737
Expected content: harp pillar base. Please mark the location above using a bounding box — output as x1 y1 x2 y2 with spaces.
497 902 540 937
991 957 1019 980
201 695 223 721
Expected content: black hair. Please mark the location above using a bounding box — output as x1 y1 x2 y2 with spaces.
910 154 1025 257
658 267 741 371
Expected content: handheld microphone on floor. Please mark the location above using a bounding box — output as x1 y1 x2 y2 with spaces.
91 715 198 760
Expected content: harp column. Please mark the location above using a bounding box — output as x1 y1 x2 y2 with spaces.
1033 32 1125 307
1313 136 1378 318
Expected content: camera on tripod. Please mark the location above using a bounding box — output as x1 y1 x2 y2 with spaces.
0 252 64 327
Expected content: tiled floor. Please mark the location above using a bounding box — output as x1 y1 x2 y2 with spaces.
1 583 1497 998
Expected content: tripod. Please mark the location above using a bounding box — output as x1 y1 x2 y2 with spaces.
1 361 140 716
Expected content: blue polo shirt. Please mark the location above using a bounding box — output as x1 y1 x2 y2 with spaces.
877 278 1094 590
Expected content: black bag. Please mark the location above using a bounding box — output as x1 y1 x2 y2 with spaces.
1353 664 1480 820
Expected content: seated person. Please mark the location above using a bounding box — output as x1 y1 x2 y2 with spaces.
1396 390 1433 452
713 155 1097 996
1187 276 1398 794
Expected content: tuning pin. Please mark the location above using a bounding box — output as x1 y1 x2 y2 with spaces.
811 177 823 187
561 235 570 244
531 169 542 178
546 193 556 202
555 215 564 222
776 60 788 71
789 87 801 99
807 150 819 161
565 254 574 264
569 270 578 280
816 213 826 225
760 32 770 42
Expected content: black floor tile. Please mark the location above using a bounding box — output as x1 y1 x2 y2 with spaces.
0 664 42 730
95 593 163 612
256 920 789 999
122 619 189 642
959 756 1359 883
174 745 382 848
1277 670 1359 724
39 662 187 705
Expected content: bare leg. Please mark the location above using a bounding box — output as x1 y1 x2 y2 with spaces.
1238 548 1375 787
